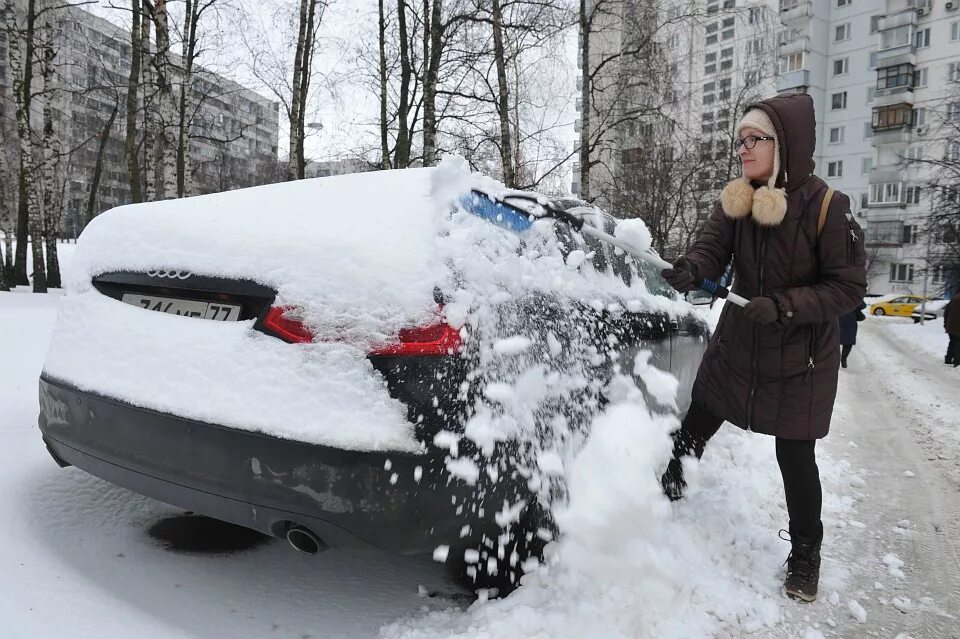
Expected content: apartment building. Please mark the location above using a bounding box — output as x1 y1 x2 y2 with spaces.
777 0 959 296
0 2 280 237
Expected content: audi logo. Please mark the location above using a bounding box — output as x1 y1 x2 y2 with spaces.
146 269 192 280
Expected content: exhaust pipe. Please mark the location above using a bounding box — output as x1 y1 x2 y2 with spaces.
285 525 325 554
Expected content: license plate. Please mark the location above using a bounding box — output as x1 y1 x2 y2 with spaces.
120 293 241 321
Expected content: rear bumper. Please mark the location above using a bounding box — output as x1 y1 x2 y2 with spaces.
38 376 470 554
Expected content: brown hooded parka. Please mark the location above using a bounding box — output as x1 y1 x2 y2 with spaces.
685 93 867 440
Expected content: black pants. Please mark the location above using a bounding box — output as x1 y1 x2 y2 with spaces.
663 401 823 540
841 344 853 364
947 335 960 365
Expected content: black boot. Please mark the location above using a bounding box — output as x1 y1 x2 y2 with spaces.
782 526 822 602
840 356 848 369
660 458 685 502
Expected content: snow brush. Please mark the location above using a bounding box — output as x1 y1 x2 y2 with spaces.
461 190 748 308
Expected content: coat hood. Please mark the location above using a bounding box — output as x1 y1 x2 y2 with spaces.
719 93 817 226
746 93 816 192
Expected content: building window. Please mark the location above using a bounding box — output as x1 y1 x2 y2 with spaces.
881 25 911 50
870 15 881 34
872 103 914 130
861 192 869 209
706 34 718 45
861 157 874 175
750 38 764 54
829 126 845 144
948 140 960 161
915 28 930 49
950 103 960 122
722 17 734 28
703 93 716 105
868 50 879 69
905 187 921 205
914 67 928 88
952 21 960 42
905 145 924 161
916 107 926 127
889 263 915 283
837 0 850 5
722 28 734 40
705 63 717 74
705 52 717 63
932 265 944 284
720 47 733 59
866 86 876 104
877 64 914 90
950 63 960 83
833 57 849 76
827 161 844 177
831 91 848 110
779 52 804 74
870 182 903 204
835 23 850 42
749 7 760 23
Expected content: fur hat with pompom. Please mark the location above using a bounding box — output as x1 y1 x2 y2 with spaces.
719 107 787 227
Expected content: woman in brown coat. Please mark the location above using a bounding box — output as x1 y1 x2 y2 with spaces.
660 93 867 602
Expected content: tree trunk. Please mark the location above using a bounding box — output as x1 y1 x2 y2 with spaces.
152 0 178 199
6 0 36 285
141 10 155 200
177 0 199 197
86 105 120 227
40 15 60 288
578 0 591 200
288 0 309 180
378 0 390 169
125 0 143 203
296 0 317 178
491 0 515 187
0 111 12 290
421 0 442 167
395 0 411 168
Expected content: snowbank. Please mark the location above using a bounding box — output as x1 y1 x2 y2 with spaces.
882 316 949 359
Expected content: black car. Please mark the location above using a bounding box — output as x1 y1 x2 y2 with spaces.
39 171 707 590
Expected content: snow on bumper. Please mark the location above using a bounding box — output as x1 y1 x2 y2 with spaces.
42 289 422 452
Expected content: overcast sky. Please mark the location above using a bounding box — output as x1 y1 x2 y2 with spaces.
82 0 577 167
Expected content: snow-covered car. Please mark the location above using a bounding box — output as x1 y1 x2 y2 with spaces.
37 160 706 590
909 299 949 323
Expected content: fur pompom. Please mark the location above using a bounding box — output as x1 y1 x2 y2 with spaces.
751 186 788 227
720 179 754 219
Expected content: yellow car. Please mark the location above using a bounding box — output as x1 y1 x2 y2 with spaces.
869 295 931 317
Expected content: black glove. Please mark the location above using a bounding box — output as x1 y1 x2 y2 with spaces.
661 256 698 294
743 296 779 324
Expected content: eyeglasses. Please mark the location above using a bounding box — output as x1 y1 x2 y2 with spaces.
733 135 775 151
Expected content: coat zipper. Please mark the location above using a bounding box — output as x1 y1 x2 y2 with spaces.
746 226 767 430
805 327 816 382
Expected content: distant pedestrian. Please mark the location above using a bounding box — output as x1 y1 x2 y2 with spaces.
944 292 960 367
838 302 866 368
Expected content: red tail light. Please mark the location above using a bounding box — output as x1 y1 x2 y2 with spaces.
370 322 462 356
261 306 314 343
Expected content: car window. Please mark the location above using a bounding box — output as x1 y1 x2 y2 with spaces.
890 297 905 304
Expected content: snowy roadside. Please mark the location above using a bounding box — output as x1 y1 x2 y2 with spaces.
881 315 950 360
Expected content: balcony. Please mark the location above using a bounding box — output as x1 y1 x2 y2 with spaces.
871 103 914 145
864 220 905 247
780 1 813 26
875 86 913 108
876 44 916 67
777 69 809 92
778 34 810 56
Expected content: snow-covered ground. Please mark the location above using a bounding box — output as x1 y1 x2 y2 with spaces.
2 269 959 636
